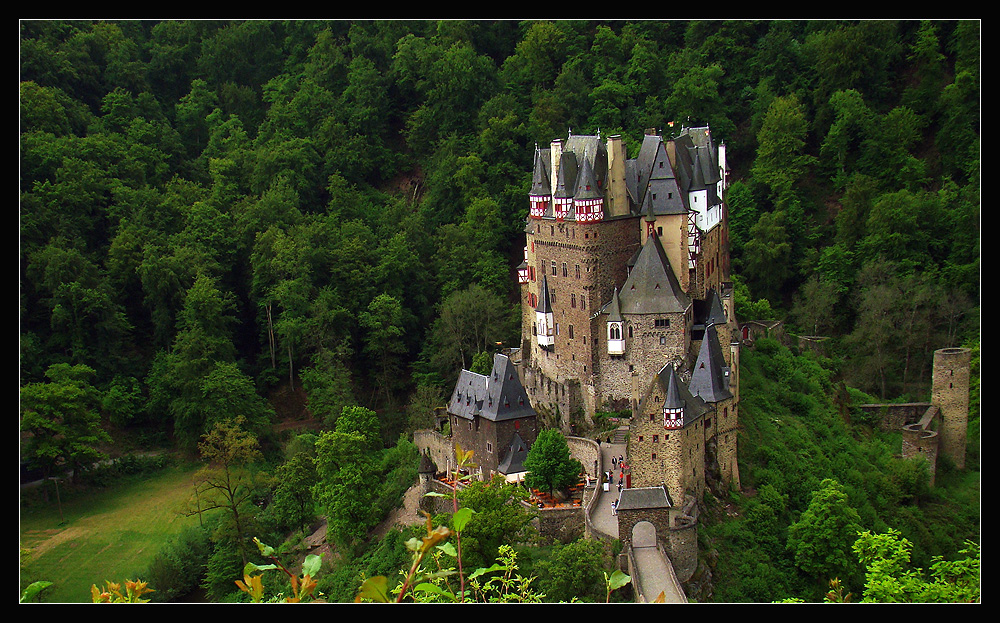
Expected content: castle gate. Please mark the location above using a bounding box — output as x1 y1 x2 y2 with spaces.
632 521 657 548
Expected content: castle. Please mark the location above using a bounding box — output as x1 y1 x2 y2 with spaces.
514 126 742 503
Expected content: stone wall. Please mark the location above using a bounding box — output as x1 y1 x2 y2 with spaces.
902 411 939 487
629 398 706 505
695 221 729 302
666 498 699 583
858 403 932 432
414 429 454 476
566 435 602 479
534 505 586 544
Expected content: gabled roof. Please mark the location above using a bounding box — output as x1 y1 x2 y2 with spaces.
688 325 733 403
615 234 691 315
672 127 721 203
447 354 536 423
635 133 687 216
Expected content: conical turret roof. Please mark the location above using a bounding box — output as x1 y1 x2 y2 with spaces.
530 147 551 196
689 325 733 403
536 275 552 314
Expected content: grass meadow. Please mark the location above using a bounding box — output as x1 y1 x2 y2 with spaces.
20 462 209 603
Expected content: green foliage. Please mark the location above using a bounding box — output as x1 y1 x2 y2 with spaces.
143 525 213 602
454 475 535 570
523 429 583 495
853 529 979 602
18 21 979 603
187 416 271 566
786 479 862 581
20 363 111 483
533 539 609 602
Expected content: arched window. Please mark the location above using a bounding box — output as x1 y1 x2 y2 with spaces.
609 323 621 340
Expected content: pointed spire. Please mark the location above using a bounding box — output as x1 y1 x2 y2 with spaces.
536 274 552 314
662 364 685 410
530 147 551 197
705 288 727 327
689 325 733 403
608 287 623 322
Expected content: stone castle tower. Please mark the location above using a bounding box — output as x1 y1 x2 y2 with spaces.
515 126 740 501
931 347 972 470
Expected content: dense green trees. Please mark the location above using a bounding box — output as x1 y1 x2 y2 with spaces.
19 19 978 603
20 18 979 438
523 429 583 495
20 364 111 484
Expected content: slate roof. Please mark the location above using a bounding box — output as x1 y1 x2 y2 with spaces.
607 287 623 323
616 485 674 510
496 431 529 475
635 133 687 216
638 362 710 428
672 127 721 204
613 234 691 315
528 135 611 220
688 325 733 404
529 147 551 197
448 354 536 423
704 288 728 328
536 274 552 314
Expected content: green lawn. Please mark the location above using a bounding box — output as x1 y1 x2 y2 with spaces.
20 463 209 603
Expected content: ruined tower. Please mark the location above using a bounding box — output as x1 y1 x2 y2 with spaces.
931 347 972 469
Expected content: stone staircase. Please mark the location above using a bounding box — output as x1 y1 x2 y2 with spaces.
611 426 629 445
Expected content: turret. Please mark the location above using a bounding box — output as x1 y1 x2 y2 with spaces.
662 364 685 430
607 287 625 355
529 146 551 219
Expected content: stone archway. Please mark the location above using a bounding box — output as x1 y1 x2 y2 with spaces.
632 520 657 548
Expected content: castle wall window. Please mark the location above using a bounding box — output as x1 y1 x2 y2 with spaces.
581 296 586 310
551 261 556 276
571 294 577 308
562 262 568 277
569 325 574 339
659 336 666 345
653 435 658 443
575 264 581 279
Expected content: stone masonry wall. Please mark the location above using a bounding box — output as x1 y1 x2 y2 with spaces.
521 216 641 422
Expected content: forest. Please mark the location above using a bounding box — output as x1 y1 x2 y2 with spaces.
19 20 979 603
